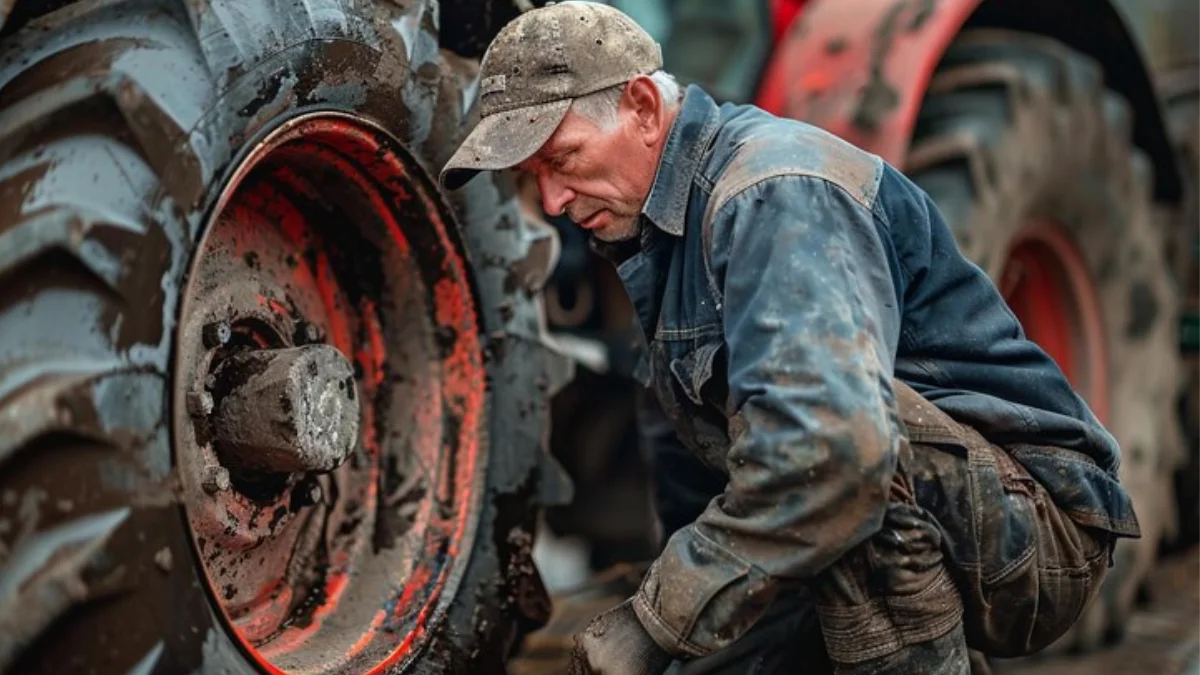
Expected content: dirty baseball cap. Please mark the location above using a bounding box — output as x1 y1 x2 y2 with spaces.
438 1 663 190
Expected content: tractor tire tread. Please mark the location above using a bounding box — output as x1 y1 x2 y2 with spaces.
0 1 560 673
907 27 1181 652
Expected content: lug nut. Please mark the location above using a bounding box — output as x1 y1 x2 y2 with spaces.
202 321 232 348
202 464 231 494
211 344 360 474
293 479 323 508
187 391 215 418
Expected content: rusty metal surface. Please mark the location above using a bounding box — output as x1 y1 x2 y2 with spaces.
510 549 1200 674
172 113 493 674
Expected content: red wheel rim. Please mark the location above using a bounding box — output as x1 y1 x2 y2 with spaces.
172 114 486 674
1000 219 1109 424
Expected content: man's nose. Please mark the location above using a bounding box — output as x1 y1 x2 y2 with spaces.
538 174 575 217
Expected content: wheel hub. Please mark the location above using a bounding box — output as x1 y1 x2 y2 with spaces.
172 114 487 674
209 344 360 475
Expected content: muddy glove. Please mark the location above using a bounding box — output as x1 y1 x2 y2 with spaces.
568 599 673 675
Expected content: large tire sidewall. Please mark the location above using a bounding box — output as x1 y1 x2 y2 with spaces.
0 2 549 673
909 29 1181 647
1166 85 1200 550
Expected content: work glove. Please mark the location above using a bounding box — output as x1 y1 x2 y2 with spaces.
568 599 673 675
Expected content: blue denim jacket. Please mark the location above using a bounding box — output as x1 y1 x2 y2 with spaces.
597 86 1140 657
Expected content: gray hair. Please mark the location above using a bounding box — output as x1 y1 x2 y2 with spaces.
570 70 683 131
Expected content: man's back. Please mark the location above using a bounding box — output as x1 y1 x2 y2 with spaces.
704 95 1121 473
616 85 1134 544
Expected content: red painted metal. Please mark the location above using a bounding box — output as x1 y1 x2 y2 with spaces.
1004 243 1077 383
1000 221 1110 425
755 0 984 167
769 0 811 46
178 114 486 674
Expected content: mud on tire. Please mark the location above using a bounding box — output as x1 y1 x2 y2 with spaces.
906 28 1182 652
0 1 568 673
1163 76 1199 551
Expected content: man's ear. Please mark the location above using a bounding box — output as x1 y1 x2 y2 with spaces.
623 75 665 146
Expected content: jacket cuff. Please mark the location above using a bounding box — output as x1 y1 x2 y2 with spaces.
632 572 712 658
630 527 776 658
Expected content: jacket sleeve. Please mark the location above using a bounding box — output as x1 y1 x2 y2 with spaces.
631 176 904 657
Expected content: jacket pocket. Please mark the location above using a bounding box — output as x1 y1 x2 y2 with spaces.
655 339 730 473
668 340 724 406
634 526 767 657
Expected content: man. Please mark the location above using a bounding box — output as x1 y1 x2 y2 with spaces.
439 3 1141 673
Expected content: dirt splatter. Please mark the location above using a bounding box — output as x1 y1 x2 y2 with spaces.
154 546 173 573
853 0 935 131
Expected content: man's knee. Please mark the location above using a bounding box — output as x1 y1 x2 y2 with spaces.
902 435 1110 654
892 381 1114 657
811 483 965 666
962 484 1112 656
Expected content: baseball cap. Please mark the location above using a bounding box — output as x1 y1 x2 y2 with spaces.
438 2 663 190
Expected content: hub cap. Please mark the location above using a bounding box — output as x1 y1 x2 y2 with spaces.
173 114 486 674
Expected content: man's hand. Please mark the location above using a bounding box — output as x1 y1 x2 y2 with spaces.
568 600 673 675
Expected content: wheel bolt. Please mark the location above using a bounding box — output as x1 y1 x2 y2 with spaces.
202 464 231 494
293 479 323 508
202 321 232 348
187 391 214 418
211 344 360 474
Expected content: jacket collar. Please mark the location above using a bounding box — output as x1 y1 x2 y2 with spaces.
641 85 722 236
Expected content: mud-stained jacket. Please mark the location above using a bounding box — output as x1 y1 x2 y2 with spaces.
592 86 1142 658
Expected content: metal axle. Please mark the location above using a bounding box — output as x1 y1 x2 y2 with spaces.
211 344 360 474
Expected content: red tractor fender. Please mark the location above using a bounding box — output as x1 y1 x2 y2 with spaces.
754 0 1184 202
756 0 983 167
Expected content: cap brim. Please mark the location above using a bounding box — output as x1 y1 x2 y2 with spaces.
439 99 573 191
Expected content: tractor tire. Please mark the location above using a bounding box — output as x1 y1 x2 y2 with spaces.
1164 79 1199 551
906 29 1182 652
0 1 569 674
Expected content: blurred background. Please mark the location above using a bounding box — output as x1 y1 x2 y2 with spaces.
518 0 1200 672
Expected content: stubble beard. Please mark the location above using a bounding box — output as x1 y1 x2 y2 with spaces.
591 213 641 243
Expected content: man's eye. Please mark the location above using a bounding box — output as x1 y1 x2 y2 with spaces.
552 153 572 170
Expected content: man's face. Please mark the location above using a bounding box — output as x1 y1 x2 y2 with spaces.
516 77 672 242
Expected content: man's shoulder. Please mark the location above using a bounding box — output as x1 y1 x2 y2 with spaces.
704 104 885 218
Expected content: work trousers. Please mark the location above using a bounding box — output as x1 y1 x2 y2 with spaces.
639 382 1116 674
